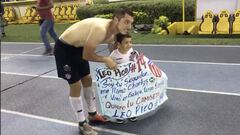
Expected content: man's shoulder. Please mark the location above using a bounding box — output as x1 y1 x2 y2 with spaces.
76 18 110 29
110 49 120 57
82 18 111 23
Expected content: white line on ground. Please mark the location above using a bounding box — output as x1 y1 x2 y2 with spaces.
133 44 240 47
1 42 240 47
1 47 45 61
1 53 240 66
153 60 240 66
20 46 44 54
1 72 240 97
168 87 240 96
1 53 53 57
1 42 55 45
1 72 59 79
1 109 137 135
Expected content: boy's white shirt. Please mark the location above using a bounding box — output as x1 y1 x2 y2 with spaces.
110 48 133 64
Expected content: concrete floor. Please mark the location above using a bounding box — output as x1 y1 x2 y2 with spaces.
1 42 240 135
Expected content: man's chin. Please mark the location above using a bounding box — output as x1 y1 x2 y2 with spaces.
120 31 128 34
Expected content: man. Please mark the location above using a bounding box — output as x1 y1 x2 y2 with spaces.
54 8 134 135
32 0 58 55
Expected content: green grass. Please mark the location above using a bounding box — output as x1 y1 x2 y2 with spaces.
1 23 71 42
1 23 240 45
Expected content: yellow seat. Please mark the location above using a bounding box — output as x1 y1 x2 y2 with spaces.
59 5 67 20
216 10 230 34
198 10 215 34
31 8 40 21
69 4 78 20
86 0 94 5
6 7 17 24
66 5 73 19
232 9 240 34
53 6 61 21
3 7 9 21
9 8 16 20
22 7 32 23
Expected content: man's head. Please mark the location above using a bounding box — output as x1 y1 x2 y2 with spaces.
116 33 132 53
113 8 134 34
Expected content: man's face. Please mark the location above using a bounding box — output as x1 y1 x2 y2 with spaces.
118 37 132 52
116 14 134 34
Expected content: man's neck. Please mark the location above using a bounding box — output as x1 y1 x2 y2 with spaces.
108 21 118 34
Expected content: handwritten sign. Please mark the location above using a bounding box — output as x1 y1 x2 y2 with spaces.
95 55 168 119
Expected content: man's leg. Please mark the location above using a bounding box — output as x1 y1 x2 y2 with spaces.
69 80 85 122
40 20 52 55
48 20 58 42
81 75 96 113
81 74 108 123
69 80 97 135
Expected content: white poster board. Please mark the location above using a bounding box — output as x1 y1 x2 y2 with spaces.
95 55 168 119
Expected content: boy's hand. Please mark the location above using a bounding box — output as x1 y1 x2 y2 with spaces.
104 57 117 70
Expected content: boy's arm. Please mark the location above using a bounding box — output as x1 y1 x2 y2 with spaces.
109 50 116 60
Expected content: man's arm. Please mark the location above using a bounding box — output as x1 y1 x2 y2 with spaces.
82 26 117 70
83 43 117 70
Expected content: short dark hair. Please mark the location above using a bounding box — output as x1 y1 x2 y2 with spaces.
116 33 132 43
113 8 133 19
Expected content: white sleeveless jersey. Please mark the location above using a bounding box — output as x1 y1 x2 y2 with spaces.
110 48 134 64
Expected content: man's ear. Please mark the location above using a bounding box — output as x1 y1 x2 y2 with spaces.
117 42 121 48
113 17 119 23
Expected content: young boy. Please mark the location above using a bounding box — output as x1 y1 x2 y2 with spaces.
110 33 136 64
109 33 138 123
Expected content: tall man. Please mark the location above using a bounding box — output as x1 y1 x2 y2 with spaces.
32 0 58 55
54 8 134 135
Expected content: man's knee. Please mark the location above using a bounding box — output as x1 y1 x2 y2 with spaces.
69 80 81 97
81 75 92 87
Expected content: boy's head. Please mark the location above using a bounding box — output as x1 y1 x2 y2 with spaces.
116 33 132 53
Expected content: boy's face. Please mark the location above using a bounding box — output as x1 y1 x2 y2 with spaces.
118 37 132 52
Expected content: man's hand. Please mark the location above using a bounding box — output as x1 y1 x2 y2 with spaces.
104 57 117 70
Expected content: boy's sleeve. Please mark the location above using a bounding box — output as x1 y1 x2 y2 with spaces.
109 51 116 60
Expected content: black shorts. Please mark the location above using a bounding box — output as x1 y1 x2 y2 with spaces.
54 39 90 84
